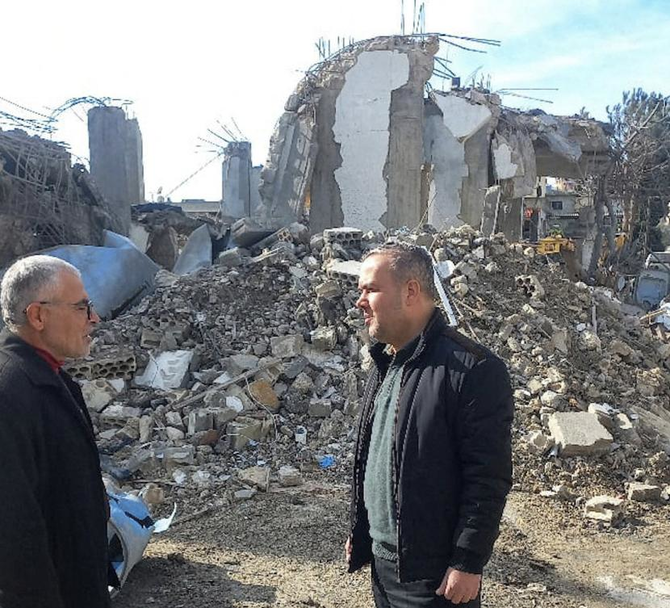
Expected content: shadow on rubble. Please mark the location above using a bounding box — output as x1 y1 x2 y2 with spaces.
113 553 276 608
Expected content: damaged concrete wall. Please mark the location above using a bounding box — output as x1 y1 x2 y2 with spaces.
258 35 611 243
260 36 437 232
88 106 146 235
423 91 497 229
334 50 409 231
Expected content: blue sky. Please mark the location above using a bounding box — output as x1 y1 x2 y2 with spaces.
1 0 667 201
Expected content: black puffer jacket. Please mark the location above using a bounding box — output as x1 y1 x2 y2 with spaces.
0 330 110 608
348 310 513 582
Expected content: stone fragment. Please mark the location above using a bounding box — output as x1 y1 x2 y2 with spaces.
166 427 185 441
548 412 613 456
627 482 662 502
525 431 554 454
139 415 154 443
100 405 142 422
234 488 257 501
278 465 303 487
187 410 214 435
580 330 602 352
270 334 305 359
81 378 122 413
310 326 338 351
609 339 633 358
584 495 624 524
216 248 244 267
165 411 185 429
228 354 260 373
247 379 280 412
160 445 195 465
139 483 165 506
238 465 270 492
227 417 272 450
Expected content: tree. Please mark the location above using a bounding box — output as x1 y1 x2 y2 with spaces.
607 89 670 253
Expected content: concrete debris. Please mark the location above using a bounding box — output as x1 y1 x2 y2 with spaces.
65 220 668 528
626 482 662 503
238 466 270 492
548 413 613 456
584 495 624 524
278 465 303 487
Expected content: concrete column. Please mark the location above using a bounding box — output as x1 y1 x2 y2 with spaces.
222 142 253 218
88 107 145 235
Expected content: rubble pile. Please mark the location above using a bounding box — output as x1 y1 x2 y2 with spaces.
427 225 670 522
80 223 670 523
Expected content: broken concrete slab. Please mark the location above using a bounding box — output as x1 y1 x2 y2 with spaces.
548 412 613 456
135 350 194 390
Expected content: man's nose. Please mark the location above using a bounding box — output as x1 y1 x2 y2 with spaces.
90 309 101 324
356 293 366 309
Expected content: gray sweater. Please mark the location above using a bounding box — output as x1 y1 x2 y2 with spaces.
363 340 415 562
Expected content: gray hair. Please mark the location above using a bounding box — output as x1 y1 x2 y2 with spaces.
1 255 81 331
363 242 437 300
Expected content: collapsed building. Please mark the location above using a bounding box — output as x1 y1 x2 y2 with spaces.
0 129 117 267
254 35 611 260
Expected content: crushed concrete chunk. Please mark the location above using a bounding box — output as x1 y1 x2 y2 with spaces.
239 465 270 492
548 412 613 456
584 495 624 524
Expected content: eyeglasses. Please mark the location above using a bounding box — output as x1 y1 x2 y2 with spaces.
25 299 96 320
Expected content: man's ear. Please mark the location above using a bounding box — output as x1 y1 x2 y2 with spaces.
24 303 46 331
405 278 421 305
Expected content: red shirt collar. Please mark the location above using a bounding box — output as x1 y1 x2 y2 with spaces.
33 347 64 373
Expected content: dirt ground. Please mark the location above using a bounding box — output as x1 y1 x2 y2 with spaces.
113 480 670 608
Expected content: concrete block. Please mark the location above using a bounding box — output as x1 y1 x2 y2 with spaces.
238 465 270 492
308 399 332 418
584 495 624 524
548 412 613 456
187 410 214 436
627 482 662 502
227 417 272 450
278 465 303 487
135 350 194 390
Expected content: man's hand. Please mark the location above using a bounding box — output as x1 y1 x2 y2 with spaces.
344 536 352 563
435 567 481 604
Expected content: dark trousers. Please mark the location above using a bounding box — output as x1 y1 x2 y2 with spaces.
372 556 481 608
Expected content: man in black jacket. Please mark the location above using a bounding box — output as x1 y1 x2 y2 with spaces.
346 243 513 607
0 255 110 608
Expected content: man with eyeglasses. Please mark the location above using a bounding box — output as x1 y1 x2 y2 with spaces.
0 255 111 608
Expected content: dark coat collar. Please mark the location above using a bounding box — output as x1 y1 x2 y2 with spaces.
0 328 65 388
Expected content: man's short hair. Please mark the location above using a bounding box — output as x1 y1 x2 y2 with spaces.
1 255 81 331
363 242 437 300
